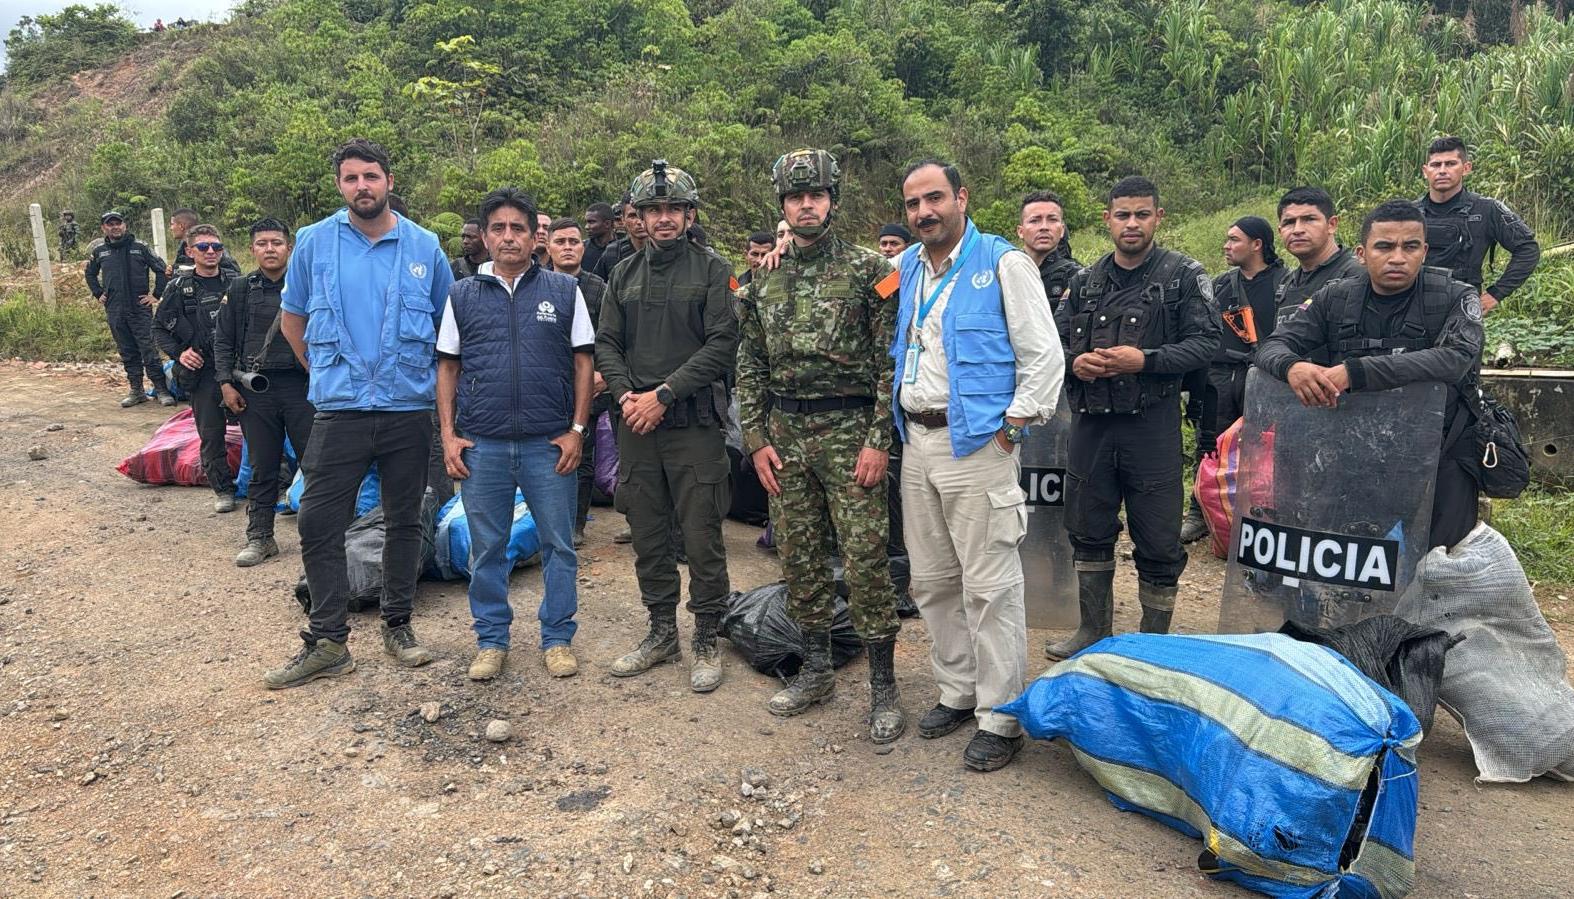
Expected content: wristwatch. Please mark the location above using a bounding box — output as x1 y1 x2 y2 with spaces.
655 384 675 406
1002 423 1026 444
570 422 588 438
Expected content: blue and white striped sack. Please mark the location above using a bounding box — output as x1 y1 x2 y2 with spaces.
999 633 1421 898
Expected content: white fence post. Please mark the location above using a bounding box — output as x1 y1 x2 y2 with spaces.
29 203 55 311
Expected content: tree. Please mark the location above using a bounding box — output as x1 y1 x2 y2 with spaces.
3 4 138 85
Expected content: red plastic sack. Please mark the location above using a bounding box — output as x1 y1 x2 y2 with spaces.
117 407 243 487
1194 418 1275 558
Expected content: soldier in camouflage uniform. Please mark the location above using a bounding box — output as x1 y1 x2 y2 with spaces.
737 148 905 742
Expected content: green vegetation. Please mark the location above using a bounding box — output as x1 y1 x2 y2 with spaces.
1495 488 1574 596
2 4 137 86
0 291 117 360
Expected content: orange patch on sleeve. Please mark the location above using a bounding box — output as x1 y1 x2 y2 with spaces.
874 269 900 300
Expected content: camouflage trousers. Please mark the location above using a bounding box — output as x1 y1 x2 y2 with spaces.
767 406 898 641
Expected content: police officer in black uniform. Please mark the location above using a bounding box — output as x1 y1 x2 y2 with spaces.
170 207 243 278
1017 190 1082 311
1180 216 1286 543
1416 136 1540 315
1047 177 1219 660
154 223 238 512
1257 200 1484 549
1274 187 1365 325
85 211 175 408
213 218 314 566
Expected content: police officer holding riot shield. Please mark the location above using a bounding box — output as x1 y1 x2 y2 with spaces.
1048 177 1218 660
1256 200 1485 549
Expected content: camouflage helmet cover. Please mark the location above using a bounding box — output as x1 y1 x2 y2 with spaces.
629 159 699 208
771 148 841 200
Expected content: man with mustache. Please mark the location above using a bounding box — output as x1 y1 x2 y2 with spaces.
85 210 176 408
263 138 454 689
1047 176 1218 661
597 161 739 694
1257 200 1484 549
894 160 1063 772
1415 136 1539 315
213 218 313 567
738 148 905 742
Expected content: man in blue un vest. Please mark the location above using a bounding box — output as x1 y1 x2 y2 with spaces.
437 188 594 681
265 138 454 689
893 160 1064 772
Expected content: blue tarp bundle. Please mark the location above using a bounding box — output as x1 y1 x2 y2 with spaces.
429 488 540 580
999 633 1421 898
284 463 380 517
145 361 189 401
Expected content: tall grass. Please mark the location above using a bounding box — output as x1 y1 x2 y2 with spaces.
0 291 116 361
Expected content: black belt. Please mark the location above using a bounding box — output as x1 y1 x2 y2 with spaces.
771 394 875 414
904 409 948 428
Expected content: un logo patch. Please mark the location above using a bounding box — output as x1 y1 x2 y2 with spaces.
408 262 427 279
971 270 995 289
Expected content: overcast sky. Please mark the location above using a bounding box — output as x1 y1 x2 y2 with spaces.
2 2 236 68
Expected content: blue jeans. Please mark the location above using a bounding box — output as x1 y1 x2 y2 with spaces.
462 435 579 650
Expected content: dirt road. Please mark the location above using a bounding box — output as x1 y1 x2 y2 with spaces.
0 363 1568 898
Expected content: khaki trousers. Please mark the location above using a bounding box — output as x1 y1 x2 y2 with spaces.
901 422 1029 737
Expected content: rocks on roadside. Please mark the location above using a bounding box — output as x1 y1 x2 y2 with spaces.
484 719 512 743
26 446 47 461
419 701 442 723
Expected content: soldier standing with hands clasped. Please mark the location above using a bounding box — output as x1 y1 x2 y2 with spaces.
738 148 906 742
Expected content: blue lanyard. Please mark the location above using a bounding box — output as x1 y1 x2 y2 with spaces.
915 230 979 330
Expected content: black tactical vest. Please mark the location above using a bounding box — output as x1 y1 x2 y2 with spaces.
1329 268 1454 360
236 274 299 372
1417 194 1478 278
1065 249 1186 415
172 274 227 353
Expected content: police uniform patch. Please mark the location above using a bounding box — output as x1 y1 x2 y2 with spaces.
1462 292 1483 322
1196 272 1214 302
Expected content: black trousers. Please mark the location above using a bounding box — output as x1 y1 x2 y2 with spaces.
182 367 235 495
576 420 597 533
236 370 315 539
1432 456 1480 549
106 301 166 390
298 410 433 642
1066 400 1188 587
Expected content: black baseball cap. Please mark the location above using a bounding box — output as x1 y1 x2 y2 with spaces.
100 211 125 224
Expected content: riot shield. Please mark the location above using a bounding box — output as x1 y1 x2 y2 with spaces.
1219 370 1445 633
1019 397 1077 629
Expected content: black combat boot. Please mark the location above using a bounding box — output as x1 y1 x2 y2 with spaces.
610 605 681 676
866 638 905 743
1180 500 1208 544
768 629 835 716
1138 582 1177 634
1044 561 1116 661
690 612 723 693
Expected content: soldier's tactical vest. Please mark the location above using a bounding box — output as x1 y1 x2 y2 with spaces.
1065 249 1187 415
1328 267 1454 361
1416 193 1481 282
236 273 300 372
171 274 227 355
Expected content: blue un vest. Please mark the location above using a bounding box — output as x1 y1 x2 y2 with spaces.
891 220 1018 458
296 212 446 411
450 264 579 439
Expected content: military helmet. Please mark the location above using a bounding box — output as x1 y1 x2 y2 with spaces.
629 159 699 208
771 148 841 200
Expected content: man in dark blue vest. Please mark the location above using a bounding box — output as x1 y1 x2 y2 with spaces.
893 160 1065 772
438 189 594 681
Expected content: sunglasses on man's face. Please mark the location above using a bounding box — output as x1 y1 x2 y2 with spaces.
193 242 224 253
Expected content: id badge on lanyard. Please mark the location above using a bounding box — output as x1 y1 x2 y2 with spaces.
905 231 979 385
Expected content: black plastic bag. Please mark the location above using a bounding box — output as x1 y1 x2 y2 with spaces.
1280 615 1463 732
721 582 864 677
832 554 918 618
294 490 441 614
